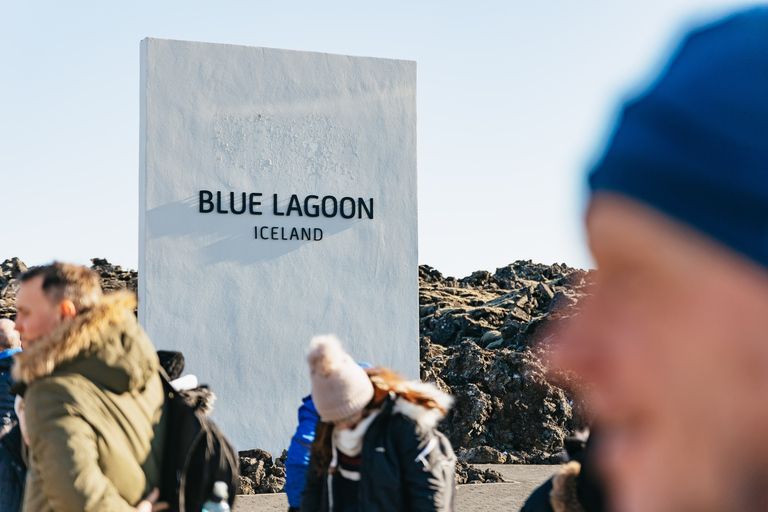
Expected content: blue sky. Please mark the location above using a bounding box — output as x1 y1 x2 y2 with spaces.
1 0 756 277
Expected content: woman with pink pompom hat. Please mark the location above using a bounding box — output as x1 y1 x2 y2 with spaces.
300 334 456 512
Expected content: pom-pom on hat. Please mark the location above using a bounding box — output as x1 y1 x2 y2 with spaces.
307 334 374 422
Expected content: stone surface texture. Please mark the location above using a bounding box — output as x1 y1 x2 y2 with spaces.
140 40 418 456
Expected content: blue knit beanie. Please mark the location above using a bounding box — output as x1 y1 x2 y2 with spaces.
589 8 768 268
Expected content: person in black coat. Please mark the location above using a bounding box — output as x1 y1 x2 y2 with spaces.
0 423 25 512
0 319 24 512
521 431 605 512
300 335 456 512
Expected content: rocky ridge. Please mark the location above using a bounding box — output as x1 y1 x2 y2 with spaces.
0 257 591 492
418 262 592 464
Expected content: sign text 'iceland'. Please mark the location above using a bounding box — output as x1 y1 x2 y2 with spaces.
198 191 374 241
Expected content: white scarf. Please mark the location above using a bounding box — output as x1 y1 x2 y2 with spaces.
332 409 380 458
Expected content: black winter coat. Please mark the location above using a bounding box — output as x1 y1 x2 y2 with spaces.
0 423 26 512
520 432 605 512
300 392 456 512
0 356 16 427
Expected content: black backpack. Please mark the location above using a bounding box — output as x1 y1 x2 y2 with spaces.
158 373 239 512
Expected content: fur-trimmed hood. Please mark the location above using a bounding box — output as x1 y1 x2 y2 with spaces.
550 461 585 512
13 291 159 392
391 380 454 430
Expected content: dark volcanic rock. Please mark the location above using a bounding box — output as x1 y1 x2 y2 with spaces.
419 261 589 352
427 341 575 464
237 449 287 494
0 258 27 320
455 461 507 484
457 446 509 464
90 258 138 293
420 260 593 463
0 257 138 320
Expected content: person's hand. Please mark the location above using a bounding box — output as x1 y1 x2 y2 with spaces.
135 488 169 512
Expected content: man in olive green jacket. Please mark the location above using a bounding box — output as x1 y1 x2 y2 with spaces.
13 263 167 512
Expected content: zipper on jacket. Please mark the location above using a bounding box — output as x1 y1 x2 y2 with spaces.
414 437 438 469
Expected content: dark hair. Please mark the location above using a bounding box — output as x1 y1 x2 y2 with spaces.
20 262 102 312
158 350 186 380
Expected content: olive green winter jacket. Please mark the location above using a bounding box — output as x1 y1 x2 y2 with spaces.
13 291 166 512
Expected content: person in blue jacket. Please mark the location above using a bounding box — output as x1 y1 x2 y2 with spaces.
0 319 21 427
285 395 319 512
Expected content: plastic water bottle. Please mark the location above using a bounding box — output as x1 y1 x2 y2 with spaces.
202 481 230 512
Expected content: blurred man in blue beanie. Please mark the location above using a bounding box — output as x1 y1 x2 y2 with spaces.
553 8 768 512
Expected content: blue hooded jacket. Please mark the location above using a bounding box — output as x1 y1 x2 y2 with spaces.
285 395 319 508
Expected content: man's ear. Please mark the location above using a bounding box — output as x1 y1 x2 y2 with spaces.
59 300 77 320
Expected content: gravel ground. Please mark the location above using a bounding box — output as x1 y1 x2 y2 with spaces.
232 464 558 512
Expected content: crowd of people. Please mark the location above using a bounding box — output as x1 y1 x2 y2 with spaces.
0 264 458 512
2 6 768 512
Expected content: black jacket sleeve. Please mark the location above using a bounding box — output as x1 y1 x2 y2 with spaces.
392 416 456 512
520 477 555 512
299 451 326 512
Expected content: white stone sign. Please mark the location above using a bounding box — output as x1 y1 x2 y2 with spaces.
139 38 418 454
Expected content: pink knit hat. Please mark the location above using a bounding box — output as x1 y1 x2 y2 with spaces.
307 334 374 422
